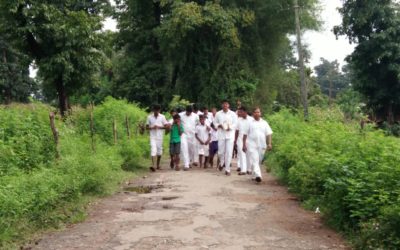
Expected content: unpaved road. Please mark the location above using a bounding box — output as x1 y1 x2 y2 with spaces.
32 164 349 250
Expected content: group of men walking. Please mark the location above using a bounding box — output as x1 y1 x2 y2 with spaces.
145 100 273 183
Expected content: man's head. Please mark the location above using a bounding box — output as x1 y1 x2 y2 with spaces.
252 107 261 120
185 105 193 116
153 104 161 116
193 103 199 113
199 115 205 125
236 99 242 108
170 109 177 117
211 107 217 115
221 100 230 112
201 106 208 116
238 106 247 118
173 114 180 123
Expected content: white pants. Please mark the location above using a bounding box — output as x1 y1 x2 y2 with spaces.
187 135 196 164
180 134 190 168
237 140 247 173
248 146 266 178
197 143 209 157
218 138 234 173
150 138 163 156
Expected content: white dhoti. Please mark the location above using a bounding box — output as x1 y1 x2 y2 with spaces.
248 145 266 178
218 138 234 173
180 133 190 168
237 140 247 173
187 134 196 164
197 143 209 157
150 138 163 157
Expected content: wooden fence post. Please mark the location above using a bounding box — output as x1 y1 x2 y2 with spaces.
90 102 95 152
49 112 60 159
125 115 131 139
113 118 117 145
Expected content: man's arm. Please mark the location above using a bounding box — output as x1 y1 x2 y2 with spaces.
242 134 248 152
267 134 272 151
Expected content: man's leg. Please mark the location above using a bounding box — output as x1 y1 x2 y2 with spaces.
180 134 190 169
224 139 234 174
156 139 163 169
250 146 262 182
187 137 196 166
217 139 226 170
237 141 247 174
150 138 157 171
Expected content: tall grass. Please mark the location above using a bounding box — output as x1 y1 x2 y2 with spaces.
0 97 150 248
267 107 400 249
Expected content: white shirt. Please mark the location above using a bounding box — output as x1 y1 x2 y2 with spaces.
179 112 199 138
237 116 253 143
245 118 273 149
195 124 211 143
214 109 238 140
146 113 168 139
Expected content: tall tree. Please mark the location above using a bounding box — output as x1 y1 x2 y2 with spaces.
314 58 350 104
334 0 400 123
0 31 36 104
0 0 110 116
113 0 320 109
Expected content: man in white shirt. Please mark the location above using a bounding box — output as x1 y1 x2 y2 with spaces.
146 104 169 172
179 105 199 170
214 100 238 175
234 106 253 176
243 107 273 183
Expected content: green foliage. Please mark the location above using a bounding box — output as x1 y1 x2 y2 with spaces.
0 0 111 115
168 95 191 111
0 98 150 247
334 0 400 122
267 108 400 248
314 58 351 99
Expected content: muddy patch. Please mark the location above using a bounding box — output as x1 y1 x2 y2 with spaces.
123 184 164 194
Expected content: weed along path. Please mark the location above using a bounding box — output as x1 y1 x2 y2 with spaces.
32 164 349 250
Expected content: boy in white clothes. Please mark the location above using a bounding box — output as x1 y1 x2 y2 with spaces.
214 100 238 175
195 115 211 168
243 107 273 183
234 106 253 176
208 107 218 168
146 104 169 172
179 105 199 170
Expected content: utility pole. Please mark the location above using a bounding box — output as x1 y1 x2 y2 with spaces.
294 0 309 120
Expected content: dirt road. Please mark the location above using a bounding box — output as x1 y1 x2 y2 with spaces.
32 164 349 250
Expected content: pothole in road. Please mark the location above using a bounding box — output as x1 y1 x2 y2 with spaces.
161 196 180 201
123 184 164 194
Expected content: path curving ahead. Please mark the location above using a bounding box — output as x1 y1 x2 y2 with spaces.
32 164 349 250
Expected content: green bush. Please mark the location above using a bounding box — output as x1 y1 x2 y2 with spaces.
0 97 150 248
267 107 400 249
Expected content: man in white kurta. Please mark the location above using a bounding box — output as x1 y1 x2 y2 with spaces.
146 104 169 171
214 100 238 175
243 108 273 182
179 105 199 170
235 107 253 175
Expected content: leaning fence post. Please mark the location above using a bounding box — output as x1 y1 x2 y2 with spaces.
125 115 131 139
49 112 60 159
90 102 95 152
113 118 118 145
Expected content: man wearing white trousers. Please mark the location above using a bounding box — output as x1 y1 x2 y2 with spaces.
235 106 253 176
214 100 238 176
179 105 199 170
243 107 273 183
146 104 169 172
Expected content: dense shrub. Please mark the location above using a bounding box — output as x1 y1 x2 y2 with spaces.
267 107 400 249
0 97 150 248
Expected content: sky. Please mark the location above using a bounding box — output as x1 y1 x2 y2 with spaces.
303 0 355 69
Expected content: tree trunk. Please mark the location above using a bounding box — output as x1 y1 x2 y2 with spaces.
55 75 68 117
